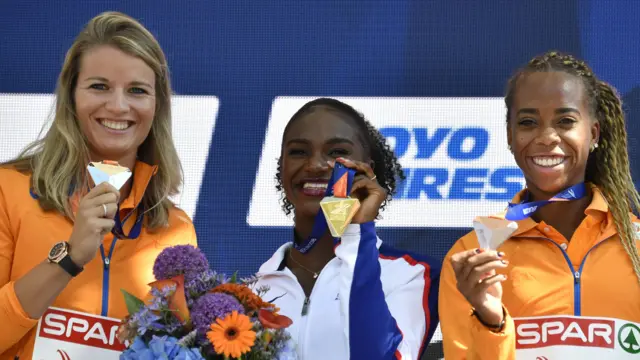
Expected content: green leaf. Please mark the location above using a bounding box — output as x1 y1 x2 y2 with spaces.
121 289 145 315
230 271 238 284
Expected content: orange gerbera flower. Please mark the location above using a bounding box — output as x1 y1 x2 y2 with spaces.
207 311 256 358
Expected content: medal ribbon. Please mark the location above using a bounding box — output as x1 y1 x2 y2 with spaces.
505 182 586 221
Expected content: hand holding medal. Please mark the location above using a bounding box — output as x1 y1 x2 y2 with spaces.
87 160 144 240
293 160 387 254
67 161 126 266
322 157 386 229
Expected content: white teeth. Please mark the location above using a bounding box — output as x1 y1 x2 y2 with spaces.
100 119 130 130
532 157 565 167
303 183 328 189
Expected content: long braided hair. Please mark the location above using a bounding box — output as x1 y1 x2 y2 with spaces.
505 51 640 284
275 98 405 216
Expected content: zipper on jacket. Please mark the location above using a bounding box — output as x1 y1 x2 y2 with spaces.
99 236 118 316
573 239 610 315
298 288 316 358
513 234 614 316
301 297 310 316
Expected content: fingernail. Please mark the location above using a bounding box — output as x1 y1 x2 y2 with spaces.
498 252 505 258
475 248 481 254
501 260 508 265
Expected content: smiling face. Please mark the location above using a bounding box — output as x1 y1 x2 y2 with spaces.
507 71 600 198
74 45 156 164
280 106 369 219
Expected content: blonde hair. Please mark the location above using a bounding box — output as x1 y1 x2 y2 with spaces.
505 51 640 284
3 11 182 229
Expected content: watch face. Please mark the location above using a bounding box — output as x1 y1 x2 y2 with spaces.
49 242 66 259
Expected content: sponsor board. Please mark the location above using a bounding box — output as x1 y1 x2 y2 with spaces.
248 96 524 228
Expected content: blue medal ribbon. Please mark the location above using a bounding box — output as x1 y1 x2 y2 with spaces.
505 182 587 221
293 162 356 254
111 203 144 239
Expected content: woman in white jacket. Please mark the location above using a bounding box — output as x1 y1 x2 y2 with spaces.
256 98 440 360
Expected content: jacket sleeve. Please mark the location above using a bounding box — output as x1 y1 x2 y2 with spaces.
0 180 38 353
439 236 516 360
334 222 440 359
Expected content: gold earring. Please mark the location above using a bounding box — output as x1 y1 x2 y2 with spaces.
590 143 599 152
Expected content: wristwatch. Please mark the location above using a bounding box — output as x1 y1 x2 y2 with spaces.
48 241 83 277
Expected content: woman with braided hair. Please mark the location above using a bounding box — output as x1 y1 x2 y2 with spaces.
254 98 440 359
439 51 640 359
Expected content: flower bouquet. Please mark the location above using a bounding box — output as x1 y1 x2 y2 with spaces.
118 245 296 359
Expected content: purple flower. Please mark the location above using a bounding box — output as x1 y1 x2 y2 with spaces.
185 270 229 306
148 286 174 311
190 293 244 337
153 245 209 283
131 307 163 336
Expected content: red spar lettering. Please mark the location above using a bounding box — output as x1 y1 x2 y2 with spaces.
39 308 125 351
515 317 614 349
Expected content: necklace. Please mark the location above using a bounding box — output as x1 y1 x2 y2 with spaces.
288 250 319 279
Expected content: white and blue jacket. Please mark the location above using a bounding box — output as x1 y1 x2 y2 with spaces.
256 222 440 360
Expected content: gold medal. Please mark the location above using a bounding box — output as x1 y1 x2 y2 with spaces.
320 196 360 237
320 169 360 237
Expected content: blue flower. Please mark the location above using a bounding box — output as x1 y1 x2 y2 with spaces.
120 337 153 360
131 307 163 336
120 335 204 360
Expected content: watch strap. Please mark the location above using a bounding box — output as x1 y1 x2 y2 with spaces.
57 254 83 277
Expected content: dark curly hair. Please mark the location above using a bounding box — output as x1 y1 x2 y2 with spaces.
275 98 405 216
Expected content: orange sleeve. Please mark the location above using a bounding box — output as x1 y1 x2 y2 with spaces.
439 236 516 360
0 180 38 353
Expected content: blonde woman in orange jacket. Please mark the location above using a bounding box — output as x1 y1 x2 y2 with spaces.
0 12 197 359
439 51 640 359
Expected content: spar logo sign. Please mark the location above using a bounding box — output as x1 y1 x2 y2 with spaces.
514 316 640 358
33 307 125 359
515 316 615 349
618 323 640 354
248 97 524 228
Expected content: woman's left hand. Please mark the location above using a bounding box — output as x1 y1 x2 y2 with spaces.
330 157 387 223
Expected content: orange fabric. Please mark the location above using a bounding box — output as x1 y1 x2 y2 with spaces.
439 184 640 359
0 161 198 359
